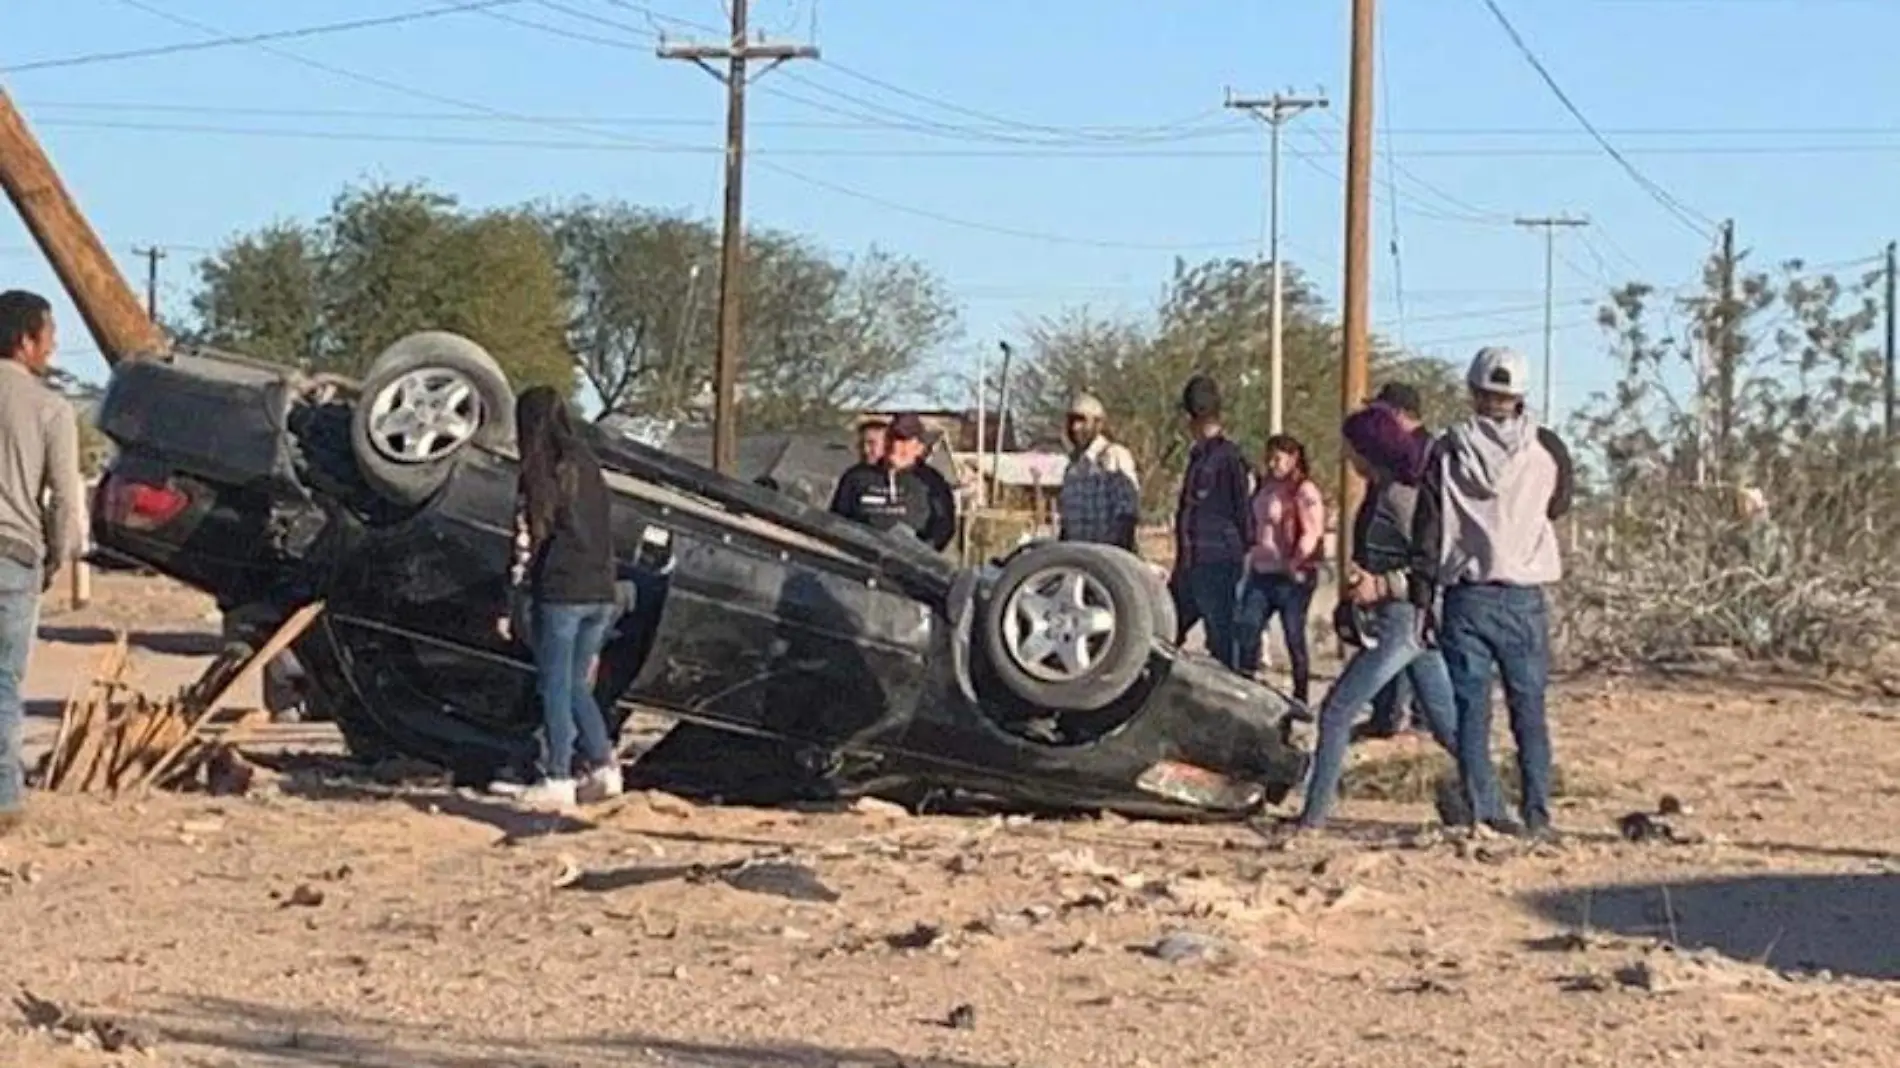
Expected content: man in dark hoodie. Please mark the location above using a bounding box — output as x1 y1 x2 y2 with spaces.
1296 403 1460 831
1363 382 1432 739
1169 375 1254 670
1409 346 1574 839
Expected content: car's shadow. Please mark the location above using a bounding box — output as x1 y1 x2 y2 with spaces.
37 625 225 658
1523 872 1900 980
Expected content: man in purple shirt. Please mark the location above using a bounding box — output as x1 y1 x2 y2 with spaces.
1169 374 1255 670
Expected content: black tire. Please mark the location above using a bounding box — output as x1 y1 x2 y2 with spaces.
350 331 515 507
978 542 1156 713
996 540 1175 644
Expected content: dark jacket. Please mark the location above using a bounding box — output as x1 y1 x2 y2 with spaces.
1174 434 1255 568
1353 475 1419 581
514 444 617 605
831 461 957 551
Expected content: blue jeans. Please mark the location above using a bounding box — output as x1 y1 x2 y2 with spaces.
532 600 618 781
1367 674 1426 735
1233 572 1315 701
1439 584 1553 829
0 560 41 813
1299 599 1459 828
1172 561 1245 671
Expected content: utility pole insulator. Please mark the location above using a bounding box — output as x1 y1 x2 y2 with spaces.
657 0 818 476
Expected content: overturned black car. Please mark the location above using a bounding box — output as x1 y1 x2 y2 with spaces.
90 332 1308 818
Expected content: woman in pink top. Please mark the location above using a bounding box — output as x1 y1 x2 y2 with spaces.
1233 434 1325 702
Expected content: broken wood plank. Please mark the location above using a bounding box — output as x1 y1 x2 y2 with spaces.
136 602 323 792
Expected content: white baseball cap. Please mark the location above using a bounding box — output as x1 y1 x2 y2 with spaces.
1067 392 1107 420
1467 346 1530 397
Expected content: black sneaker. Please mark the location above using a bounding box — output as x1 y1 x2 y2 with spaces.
1483 818 1529 839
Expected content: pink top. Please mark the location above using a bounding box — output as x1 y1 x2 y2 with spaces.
1247 477 1325 574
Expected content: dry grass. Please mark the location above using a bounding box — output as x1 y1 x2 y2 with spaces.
1342 747 1588 806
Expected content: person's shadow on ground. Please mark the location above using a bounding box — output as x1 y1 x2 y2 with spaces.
1524 871 1900 980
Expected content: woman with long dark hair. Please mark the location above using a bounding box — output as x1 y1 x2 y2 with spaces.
500 386 621 809
1233 434 1324 701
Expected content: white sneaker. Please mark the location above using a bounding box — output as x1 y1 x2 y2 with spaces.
513 778 578 811
578 764 624 804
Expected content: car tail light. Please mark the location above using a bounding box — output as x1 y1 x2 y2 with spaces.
103 475 190 531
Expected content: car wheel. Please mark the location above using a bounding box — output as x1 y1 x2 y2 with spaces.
350 331 516 506
978 542 1156 713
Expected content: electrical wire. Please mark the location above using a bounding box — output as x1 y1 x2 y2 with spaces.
97 0 1254 253
26 104 1900 159
21 97 1900 157
539 0 1236 147
3 1 527 75
1476 0 1719 239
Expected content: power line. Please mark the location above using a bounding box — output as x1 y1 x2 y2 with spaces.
1477 0 1718 239
21 96 1900 147
31 114 1900 160
2 0 526 74
534 0 1233 146
95 0 1253 254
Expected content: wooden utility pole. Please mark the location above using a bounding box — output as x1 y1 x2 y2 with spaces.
1513 215 1589 420
131 245 167 321
1712 219 1738 481
1225 90 1328 436
1337 0 1376 583
1884 239 1895 446
0 88 164 365
658 0 817 475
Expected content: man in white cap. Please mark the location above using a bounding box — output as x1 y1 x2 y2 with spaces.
1408 345 1573 839
1057 392 1141 551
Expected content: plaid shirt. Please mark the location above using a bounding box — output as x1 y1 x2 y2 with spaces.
1058 437 1141 546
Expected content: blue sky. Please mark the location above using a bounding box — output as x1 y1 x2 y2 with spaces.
4 0 1897 428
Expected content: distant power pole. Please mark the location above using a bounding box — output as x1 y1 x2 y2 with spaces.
1513 215 1588 419
1225 90 1328 436
1337 0 1376 588
1884 239 1896 446
658 0 817 475
131 245 165 320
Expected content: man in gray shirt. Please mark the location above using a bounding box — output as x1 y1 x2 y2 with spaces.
1409 346 1573 840
0 291 86 833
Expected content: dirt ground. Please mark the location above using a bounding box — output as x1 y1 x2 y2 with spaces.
3 575 1898 1067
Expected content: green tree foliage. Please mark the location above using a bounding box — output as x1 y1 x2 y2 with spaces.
542 201 960 430
1565 243 1897 666
1009 256 1464 515
190 182 572 394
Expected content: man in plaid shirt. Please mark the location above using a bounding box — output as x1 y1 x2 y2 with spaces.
1057 393 1141 551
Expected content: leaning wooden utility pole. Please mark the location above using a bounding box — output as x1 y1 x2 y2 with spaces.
0 86 164 365
658 0 817 475
1336 0 1376 583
